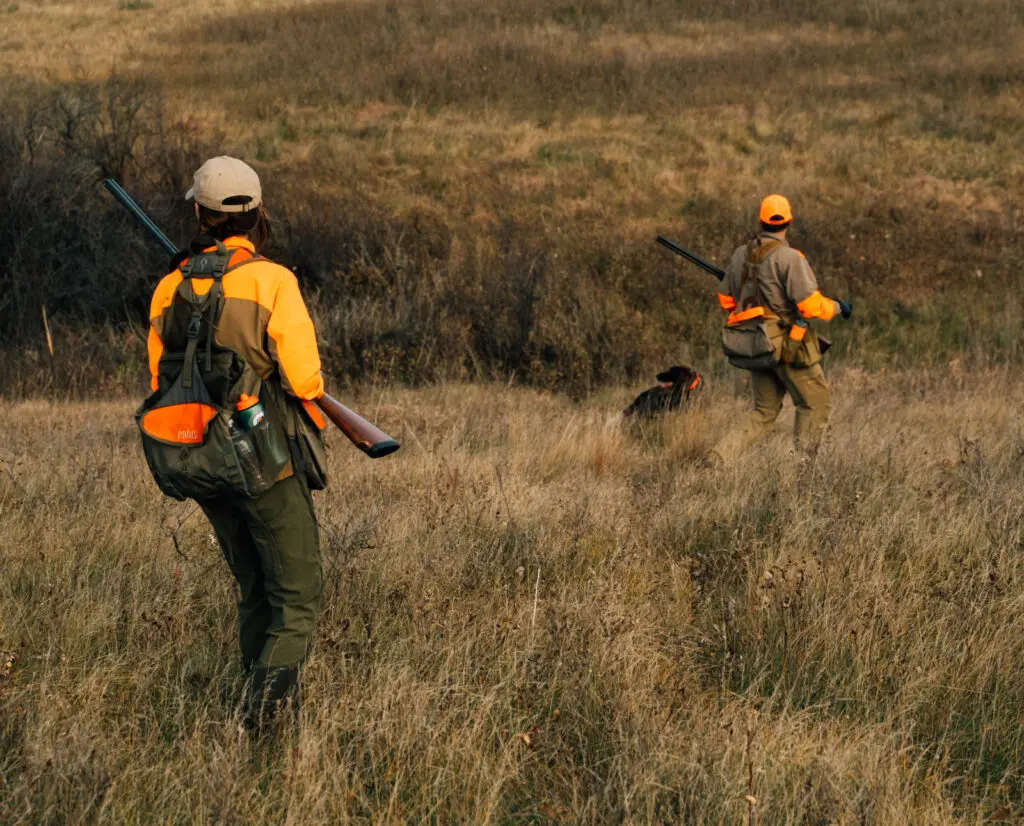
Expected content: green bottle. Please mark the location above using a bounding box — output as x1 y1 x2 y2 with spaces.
235 394 290 472
235 394 265 430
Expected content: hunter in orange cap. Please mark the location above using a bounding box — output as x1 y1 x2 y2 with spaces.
710 194 853 463
759 194 792 227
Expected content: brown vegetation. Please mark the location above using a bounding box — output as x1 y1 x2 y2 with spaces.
3 1 1024 822
4 375 1024 822
2 0 1023 395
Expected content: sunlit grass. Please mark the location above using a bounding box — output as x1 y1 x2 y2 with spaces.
3 375 1024 821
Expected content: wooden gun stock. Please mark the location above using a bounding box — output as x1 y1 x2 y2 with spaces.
316 393 400 459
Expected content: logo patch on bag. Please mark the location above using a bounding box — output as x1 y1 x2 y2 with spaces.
141 402 218 446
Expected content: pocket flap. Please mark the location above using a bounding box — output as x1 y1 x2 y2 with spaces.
141 403 218 445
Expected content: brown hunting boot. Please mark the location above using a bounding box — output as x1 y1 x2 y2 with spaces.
242 664 301 732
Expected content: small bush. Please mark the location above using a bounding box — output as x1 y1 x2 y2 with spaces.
0 78 206 393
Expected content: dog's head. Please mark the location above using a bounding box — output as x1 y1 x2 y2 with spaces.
655 365 701 391
623 365 702 418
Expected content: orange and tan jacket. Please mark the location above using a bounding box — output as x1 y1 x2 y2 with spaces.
147 236 324 400
717 231 840 325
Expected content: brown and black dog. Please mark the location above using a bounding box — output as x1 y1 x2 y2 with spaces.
623 365 702 418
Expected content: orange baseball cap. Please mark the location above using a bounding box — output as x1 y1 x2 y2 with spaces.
759 194 793 226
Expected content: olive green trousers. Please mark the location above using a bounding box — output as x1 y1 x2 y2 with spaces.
200 474 322 670
713 362 831 462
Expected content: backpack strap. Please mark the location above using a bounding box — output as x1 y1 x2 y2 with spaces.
177 239 265 386
180 236 231 281
202 247 266 370
180 238 231 388
181 314 202 390
740 237 782 310
224 249 266 273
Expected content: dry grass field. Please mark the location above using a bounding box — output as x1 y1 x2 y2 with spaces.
4 373 1024 823
3 0 1024 823
2 0 1023 392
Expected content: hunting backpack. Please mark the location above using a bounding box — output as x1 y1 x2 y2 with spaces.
136 237 293 501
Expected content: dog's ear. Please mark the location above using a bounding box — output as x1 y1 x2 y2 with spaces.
656 365 697 384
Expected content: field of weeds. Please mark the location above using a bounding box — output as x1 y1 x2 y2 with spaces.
2 0 1023 393
3 374 1024 822
3 0 1024 823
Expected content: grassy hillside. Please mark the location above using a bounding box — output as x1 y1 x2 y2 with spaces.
2 5 1024 820
4 376 1024 822
2 0 1023 395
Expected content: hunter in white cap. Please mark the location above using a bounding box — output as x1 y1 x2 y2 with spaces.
149 152 327 730
186 156 262 213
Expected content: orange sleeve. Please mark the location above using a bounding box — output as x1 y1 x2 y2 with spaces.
147 273 182 392
718 293 737 311
147 326 163 392
796 291 837 321
267 273 325 400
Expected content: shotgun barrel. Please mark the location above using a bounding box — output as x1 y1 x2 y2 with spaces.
103 179 178 258
102 178 400 459
655 235 726 282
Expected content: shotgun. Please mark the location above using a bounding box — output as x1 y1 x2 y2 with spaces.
103 179 400 459
655 232 833 355
655 235 726 282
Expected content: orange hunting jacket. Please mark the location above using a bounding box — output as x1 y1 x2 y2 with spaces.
147 236 324 401
717 231 839 326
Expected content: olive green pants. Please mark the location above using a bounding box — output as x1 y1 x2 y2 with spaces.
200 474 322 671
714 363 831 463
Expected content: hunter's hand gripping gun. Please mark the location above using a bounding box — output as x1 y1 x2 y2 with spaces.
103 179 400 459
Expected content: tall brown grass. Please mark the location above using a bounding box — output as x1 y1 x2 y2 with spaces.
3 373 1024 822
2 0 1023 395
2 5 1024 818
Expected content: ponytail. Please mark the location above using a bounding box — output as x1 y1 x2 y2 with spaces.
197 202 272 251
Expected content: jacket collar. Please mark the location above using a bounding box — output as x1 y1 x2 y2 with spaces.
197 235 255 253
222 236 255 253
758 230 789 247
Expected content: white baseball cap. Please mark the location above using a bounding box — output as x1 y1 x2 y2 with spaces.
185 156 262 213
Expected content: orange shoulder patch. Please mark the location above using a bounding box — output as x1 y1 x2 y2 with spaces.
150 271 184 320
